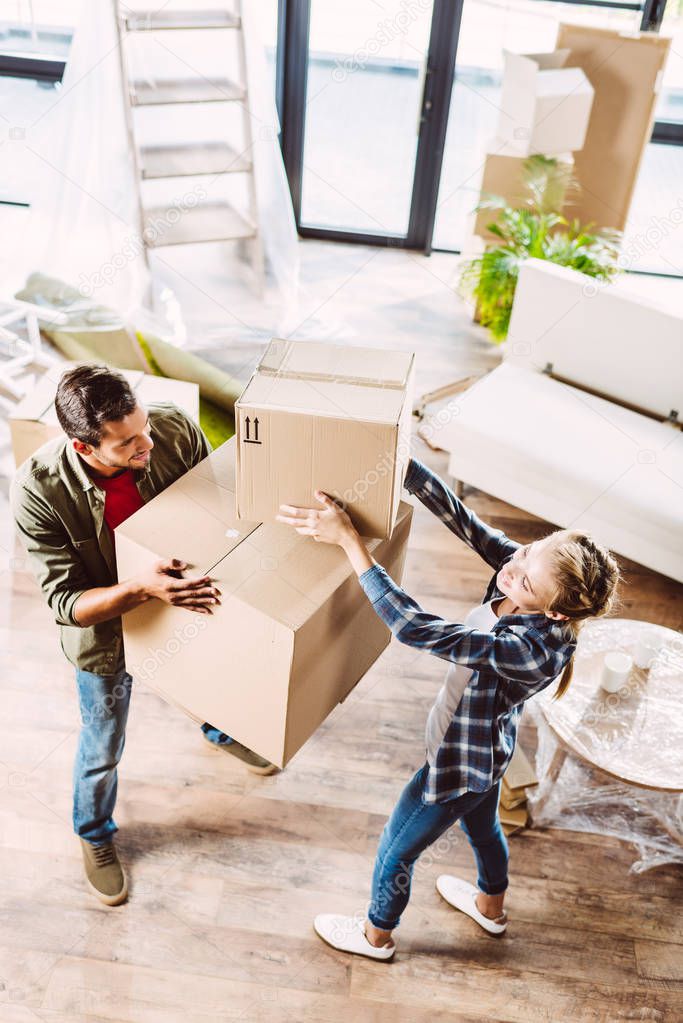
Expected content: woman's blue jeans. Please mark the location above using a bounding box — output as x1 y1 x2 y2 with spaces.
368 763 509 931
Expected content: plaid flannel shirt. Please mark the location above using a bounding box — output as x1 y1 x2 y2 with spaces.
358 458 576 804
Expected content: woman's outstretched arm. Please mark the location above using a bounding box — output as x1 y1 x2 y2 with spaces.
404 458 519 570
276 490 567 685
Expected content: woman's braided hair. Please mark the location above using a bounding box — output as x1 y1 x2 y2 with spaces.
544 530 621 699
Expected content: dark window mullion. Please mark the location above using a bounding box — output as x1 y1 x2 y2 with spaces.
651 120 683 145
640 0 668 31
406 0 463 253
277 0 310 226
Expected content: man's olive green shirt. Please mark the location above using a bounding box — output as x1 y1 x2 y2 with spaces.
11 403 211 676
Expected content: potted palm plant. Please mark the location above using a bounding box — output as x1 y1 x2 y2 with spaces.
459 155 621 342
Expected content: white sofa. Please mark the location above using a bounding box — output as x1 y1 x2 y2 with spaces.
436 259 683 582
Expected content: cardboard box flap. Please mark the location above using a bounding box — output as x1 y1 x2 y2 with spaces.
209 526 329 629
258 338 413 390
519 49 570 71
501 49 570 91
115 470 259 575
175 474 239 535
238 374 407 425
227 501 413 630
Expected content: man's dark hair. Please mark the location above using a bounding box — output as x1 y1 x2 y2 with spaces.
55 364 138 447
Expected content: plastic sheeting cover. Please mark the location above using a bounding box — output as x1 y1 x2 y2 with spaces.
527 618 683 873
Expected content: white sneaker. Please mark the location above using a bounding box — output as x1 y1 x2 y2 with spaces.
436 875 508 935
313 914 395 960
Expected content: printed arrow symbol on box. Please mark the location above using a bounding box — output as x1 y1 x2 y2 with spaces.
243 415 262 444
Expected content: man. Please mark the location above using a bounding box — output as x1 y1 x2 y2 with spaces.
11 364 276 907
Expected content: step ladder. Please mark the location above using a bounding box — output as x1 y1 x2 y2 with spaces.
114 2 264 290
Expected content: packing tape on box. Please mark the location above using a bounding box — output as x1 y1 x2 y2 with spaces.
258 366 408 389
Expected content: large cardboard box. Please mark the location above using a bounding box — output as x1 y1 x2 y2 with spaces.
497 49 594 156
9 364 200 467
555 25 670 233
116 438 413 768
471 141 574 241
235 339 415 539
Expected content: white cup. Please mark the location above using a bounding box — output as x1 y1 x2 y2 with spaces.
601 651 632 693
633 630 661 670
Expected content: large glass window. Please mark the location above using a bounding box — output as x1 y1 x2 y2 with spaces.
300 0 434 236
0 0 77 82
624 142 683 275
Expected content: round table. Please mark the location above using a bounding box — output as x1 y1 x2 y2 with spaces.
537 618 683 791
529 619 683 869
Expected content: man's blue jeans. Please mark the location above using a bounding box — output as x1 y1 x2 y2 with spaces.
73 666 133 844
368 763 509 931
73 666 233 844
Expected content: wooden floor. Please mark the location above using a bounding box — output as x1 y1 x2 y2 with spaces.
1 241 682 1023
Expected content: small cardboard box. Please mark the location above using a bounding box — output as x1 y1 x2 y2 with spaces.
234 339 415 539
503 742 538 792
9 364 200 468
497 49 594 156
472 141 574 241
500 805 528 835
500 778 527 811
116 438 413 768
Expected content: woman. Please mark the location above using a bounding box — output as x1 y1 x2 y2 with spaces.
276 456 620 960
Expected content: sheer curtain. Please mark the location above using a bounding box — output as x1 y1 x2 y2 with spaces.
13 0 152 317
6 0 300 335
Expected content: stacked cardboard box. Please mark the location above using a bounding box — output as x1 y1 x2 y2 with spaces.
117 437 413 767
473 29 671 243
471 48 594 244
496 50 594 157
9 363 200 468
471 141 574 244
116 339 416 765
235 339 415 539
500 744 539 835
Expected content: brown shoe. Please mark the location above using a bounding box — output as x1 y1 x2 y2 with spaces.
202 733 279 775
80 838 128 906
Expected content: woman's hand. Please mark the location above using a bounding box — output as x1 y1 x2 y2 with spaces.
276 491 376 577
276 491 357 547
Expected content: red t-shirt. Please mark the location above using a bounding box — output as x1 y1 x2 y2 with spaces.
97 469 144 532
